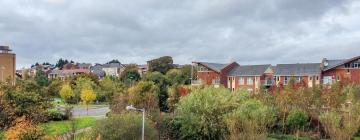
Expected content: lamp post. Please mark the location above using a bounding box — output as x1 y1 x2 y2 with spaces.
126 105 145 140
0 66 5 82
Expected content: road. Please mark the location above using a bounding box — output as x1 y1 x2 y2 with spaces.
71 105 110 118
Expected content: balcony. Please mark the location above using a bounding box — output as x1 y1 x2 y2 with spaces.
261 80 274 86
191 80 203 85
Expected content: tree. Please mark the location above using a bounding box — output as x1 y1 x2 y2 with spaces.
55 58 69 69
143 72 170 112
106 59 120 64
91 113 157 140
148 56 175 74
5 116 45 140
180 64 192 85
59 84 74 103
72 77 96 104
98 76 116 102
166 69 185 85
175 87 243 140
80 87 97 115
128 81 159 113
120 64 141 86
225 99 276 140
34 70 50 87
287 109 308 138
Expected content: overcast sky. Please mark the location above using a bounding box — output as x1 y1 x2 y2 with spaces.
1 0 360 68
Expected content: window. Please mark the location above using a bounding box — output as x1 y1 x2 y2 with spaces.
239 77 245 85
347 69 350 73
297 76 302 82
309 77 313 80
316 76 319 81
284 76 289 85
247 77 254 85
277 76 280 81
336 76 340 81
352 62 359 68
345 63 351 68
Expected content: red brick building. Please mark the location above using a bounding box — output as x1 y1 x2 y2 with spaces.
191 62 238 88
274 63 321 88
227 64 273 92
192 55 360 92
321 56 360 85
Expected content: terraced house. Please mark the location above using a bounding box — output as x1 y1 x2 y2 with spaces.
192 55 360 92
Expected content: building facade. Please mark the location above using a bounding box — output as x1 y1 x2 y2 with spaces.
192 55 360 92
0 46 16 83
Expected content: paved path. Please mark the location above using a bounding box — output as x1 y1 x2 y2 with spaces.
72 105 110 118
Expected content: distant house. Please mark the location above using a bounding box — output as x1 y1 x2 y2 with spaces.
137 64 148 76
48 63 91 79
227 64 273 92
90 64 106 79
191 62 238 88
273 63 321 87
321 56 360 85
102 63 125 78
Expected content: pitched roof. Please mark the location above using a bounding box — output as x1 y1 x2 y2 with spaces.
196 62 230 72
228 64 271 76
274 63 321 76
322 56 360 71
102 63 123 68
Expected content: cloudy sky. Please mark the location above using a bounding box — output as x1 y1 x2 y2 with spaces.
0 0 360 68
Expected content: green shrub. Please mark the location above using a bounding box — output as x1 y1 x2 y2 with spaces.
225 99 276 140
287 109 308 133
48 110 68 121
175 87 244 140
91 113 157 140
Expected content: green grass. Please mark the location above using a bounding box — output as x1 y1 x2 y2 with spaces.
41 117 96 136
0 130 4 140
267 134 311 140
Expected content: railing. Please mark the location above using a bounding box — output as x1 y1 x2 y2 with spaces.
261 80 275 86
191 80 203 85
322 79 336 85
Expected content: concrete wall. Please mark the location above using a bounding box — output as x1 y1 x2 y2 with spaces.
0 53 16 82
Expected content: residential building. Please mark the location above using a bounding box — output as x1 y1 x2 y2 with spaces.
273 63 321 87
90 64 106 79
102 63 125 78
191 62 238 88
227 64 273 92
0 46 16 83
321 56 360 85
137 64 148 77
48 63 91 79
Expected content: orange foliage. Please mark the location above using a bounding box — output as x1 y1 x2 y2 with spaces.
5 116 44 140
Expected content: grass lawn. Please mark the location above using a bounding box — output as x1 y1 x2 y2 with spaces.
0 130 4 139
41 117 97 136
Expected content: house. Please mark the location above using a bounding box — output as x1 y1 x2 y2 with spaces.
274 63 321 87
227 64 273 92
137 64 148 77
191 62 238 88
48 63 91 79
90 64 106 79
321 56 360 85
102 63 125 78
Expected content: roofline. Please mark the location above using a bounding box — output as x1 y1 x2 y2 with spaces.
323 55 360 72
228 75 262 77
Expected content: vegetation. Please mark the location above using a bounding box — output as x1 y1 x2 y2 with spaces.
41 117 96 136
91 113 157 140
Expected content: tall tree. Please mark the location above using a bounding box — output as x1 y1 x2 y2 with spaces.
34 70 50 87
60 84 74 103
120 64 141 86
148 56 175 74
80 87 97 115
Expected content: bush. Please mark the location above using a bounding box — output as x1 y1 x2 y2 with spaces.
175 87 244 140
48 110 68 121
287 109 308 137
225 99 276 140
5 116 45 140
91 113 157 140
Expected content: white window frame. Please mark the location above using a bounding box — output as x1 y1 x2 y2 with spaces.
247 77 254 85
239 77 245 85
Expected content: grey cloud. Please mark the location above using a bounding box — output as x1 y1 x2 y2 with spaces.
0 0 358 68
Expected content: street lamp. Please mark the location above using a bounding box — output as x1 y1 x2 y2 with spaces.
126 105 145 140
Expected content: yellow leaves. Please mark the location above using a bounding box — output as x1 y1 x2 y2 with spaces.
80 88 96 104
59 84 74 101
